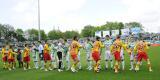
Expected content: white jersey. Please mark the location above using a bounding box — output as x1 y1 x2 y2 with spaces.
85 41 93 60
129 42 135 49
85 41 92 53
56 42 64 52
104 39 112 51
32 46 38 61
104 39 113 60
129 42 135 60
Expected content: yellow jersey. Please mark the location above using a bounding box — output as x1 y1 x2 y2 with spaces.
24 47 30 57
44 44 49 54
134 41 149 53
92 41 104 52
8 49 14 59
1 48 6 58
110 39 126 53
70 40 81 55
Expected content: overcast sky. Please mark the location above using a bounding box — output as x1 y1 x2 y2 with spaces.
0 0 160 33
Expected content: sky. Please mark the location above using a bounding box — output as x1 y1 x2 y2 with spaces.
0 0 160 33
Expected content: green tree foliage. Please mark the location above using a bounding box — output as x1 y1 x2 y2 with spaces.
64 31 80 39
0 24 15 41
40 30 47 40
81 25 95 37
26 29 47 41
0 24 26 42
48 30 63 40
125 22 143 29
26 29 38 41
0 21 144 41
15 29 26 41
16 29 24 35
81 22 124 37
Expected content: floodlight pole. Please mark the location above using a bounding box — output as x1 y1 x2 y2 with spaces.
38 0 41 41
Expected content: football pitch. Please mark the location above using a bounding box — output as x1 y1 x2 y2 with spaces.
0 47 160 80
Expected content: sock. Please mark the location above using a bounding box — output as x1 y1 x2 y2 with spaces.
72 64 75 68
89 61 92 68
3 63 6 68
147 60 152 70
115 61 119 72
87 61 90 68
105 60 108 69
18 62 21 68
96 61 100 70
27 63 29 69
66 61 70 68
130 60 134 69
41 61 44 68
94 63 98 71
78 62 81 69
21 62 23 67
110 60 113 69
122 60 125 70
52 61 56 68
36 62 39 68
44 63 47 69
34 61 36 68
135 61 140 70
59 61 62 69
24 63 26 69
8 63 11 69
72 61 79 69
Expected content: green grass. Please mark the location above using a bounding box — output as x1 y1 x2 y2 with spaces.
0 47 160 80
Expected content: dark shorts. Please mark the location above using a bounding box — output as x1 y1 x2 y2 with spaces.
57 51 62 60
17 54 22 61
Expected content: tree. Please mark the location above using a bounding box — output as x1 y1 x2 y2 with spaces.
26 29 47 41
125 22 143 29
26 29 38 41
15 29 26 42
64 31 80 39
81 25 95 37
40 30 47 40
1 24 15 41
48 30 63 40
95 22 124 35
118 22 124 35
16 29 24 35
0 24 4 38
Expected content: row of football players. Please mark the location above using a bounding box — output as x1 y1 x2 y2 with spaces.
0 35 152 73
69 35 152 73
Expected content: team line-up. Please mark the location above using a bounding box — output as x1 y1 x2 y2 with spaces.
0 35 153 73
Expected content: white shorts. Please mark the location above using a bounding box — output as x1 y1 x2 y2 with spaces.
120 49 124 60
130 52 134 60
66 52 70 62
32 52 38 61
51 53 56 62
86 51 92 61
105 50 113 61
